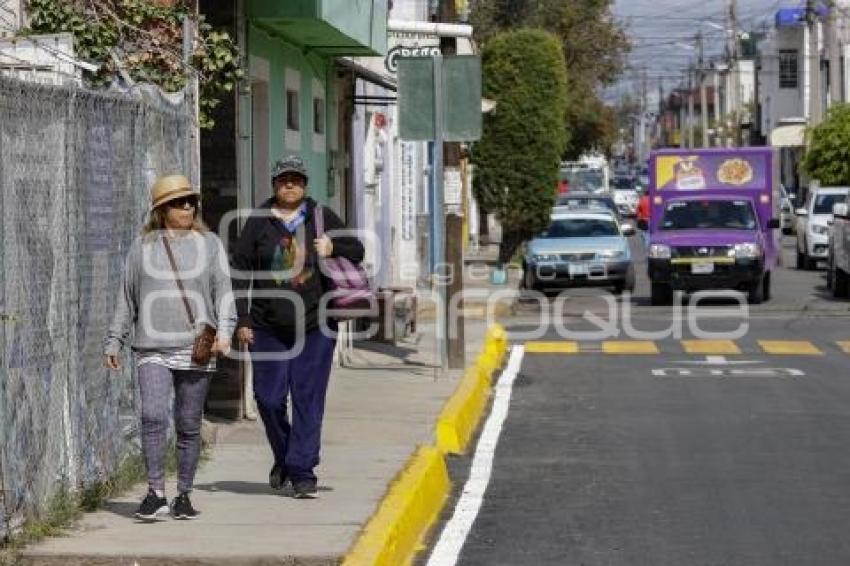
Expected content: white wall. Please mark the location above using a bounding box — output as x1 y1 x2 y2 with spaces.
758 26 806 135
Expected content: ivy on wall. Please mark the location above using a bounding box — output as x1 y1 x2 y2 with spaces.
25 0 242 128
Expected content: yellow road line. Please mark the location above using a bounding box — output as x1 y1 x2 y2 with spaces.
758 340 823 355
601 341 660 355
837 341 850 354
681 340 741 355
524 341 579 354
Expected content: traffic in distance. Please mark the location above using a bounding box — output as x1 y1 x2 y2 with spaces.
524 147 847 304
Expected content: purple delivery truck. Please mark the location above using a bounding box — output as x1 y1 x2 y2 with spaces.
640 148 780 305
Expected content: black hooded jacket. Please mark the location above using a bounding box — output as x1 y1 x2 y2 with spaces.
231 197 365 340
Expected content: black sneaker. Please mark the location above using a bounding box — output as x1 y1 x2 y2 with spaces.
135 489 168 522
269 464 287 490
170 492 199 520
292 479 318 499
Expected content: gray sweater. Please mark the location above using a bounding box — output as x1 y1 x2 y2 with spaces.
103 231 237 356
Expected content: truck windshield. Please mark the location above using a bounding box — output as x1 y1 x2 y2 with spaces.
813 193 847 214
542 218 619 238
561 169 605 192
660 200 757 231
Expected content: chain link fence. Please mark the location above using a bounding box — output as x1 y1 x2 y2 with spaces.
0 75 194 538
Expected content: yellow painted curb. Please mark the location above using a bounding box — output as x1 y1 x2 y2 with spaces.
435 365 491 454
343 445 450 566
344 324 509 566
435 324 508 455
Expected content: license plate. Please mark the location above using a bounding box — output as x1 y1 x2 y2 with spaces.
691 261 714 274
568 263 588 276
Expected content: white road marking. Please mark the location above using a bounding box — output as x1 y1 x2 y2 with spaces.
426 345 526 566
677 355 762 366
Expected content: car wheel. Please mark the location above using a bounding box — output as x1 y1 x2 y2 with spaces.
748 276 765 305
762 272 771 302
523 267 540 292
834 268 849 298
804 255 816 270
650 283 672 306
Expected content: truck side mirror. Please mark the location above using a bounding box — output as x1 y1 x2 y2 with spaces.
637 219 649 231
767 219 781 229
833 203 849 217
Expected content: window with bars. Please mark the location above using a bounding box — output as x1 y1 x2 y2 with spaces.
779 50 799 89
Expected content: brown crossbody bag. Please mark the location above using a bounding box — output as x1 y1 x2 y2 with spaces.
162 236 217 365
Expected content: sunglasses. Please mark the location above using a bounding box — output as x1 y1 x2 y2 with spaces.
166 195 199 209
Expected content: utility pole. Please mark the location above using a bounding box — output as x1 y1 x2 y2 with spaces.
641 69 649 161
713 62 722 147
728 0 739 146
687 65 695 148
439 0 465 369
658 77 665 146
806 0 822 126
698 32 709 148
827 0 841 108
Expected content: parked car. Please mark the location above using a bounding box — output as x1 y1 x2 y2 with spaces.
523 209 636 293
827 202 850 296
780 196 795 235
795 186 850 270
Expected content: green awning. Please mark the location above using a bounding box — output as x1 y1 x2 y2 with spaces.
248 0 387 57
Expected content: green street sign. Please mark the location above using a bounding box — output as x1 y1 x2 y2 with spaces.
398 55 482 142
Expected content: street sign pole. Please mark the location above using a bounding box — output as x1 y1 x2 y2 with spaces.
431 54 448 370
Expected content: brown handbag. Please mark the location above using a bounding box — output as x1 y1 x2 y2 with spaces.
162 236 217 365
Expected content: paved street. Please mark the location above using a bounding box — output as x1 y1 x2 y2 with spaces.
426 236 850 566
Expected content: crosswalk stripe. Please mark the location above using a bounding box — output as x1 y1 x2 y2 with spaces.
601 341 660 354
681 340 741 354
524 341 579 354
758 340 823 355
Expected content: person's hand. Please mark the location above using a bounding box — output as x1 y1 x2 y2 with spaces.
212 339 232 357
104 354 121 370
315 235 334 258
237 327 254 346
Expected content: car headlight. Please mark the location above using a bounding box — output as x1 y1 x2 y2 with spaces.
810 224 829 235
597 249 625 259
733 242 762 258
533 254 559 262
649 244 671 259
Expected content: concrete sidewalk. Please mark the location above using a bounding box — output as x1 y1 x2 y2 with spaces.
18 322 491 565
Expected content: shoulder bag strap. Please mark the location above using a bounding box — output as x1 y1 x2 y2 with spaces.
161 235 197 329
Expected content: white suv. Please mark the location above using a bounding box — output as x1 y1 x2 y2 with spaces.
796 186 850 270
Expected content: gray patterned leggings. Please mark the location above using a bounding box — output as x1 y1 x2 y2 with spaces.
137 363 210 493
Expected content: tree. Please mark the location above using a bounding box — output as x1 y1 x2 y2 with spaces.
24 0 241 128
802 104 850 186
473 29 569 265
471 0 630 158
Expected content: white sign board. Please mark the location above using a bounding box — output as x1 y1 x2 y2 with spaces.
444 167 462 207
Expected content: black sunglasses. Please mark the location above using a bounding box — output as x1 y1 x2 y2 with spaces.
166 195 199 209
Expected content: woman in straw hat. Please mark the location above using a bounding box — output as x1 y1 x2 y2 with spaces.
104 174 236 521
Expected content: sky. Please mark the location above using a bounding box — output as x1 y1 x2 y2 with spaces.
610 0 803 104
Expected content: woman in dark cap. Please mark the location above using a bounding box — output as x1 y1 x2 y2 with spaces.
231 155 364 498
